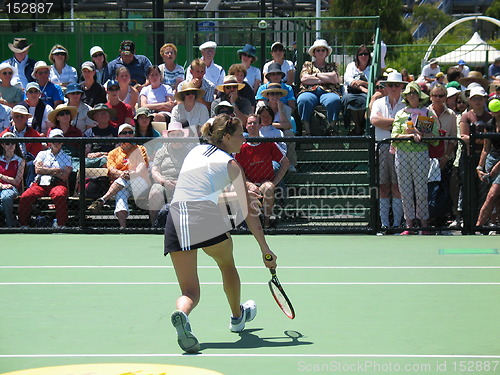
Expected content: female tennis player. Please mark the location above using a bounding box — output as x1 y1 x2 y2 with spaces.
165 114 277 353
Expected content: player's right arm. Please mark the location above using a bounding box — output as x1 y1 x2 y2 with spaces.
228 159 277 268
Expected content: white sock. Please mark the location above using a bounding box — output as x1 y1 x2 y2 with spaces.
392 198 403 227
380 198 390 227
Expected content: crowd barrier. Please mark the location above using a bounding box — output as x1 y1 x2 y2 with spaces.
0 132 495 235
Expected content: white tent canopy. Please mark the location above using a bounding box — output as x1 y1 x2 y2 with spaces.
435 32 500 65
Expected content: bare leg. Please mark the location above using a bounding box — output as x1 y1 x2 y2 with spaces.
476 184 500 226
170 249 200 315
259 182 275 228
102 181 125 201
202 236 242 318
116 210 128 228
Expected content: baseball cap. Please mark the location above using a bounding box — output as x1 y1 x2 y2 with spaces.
120 40 135 55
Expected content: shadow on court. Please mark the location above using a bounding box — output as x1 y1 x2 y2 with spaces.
199 329 313 351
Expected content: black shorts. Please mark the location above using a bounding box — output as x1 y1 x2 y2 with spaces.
164 201 231 255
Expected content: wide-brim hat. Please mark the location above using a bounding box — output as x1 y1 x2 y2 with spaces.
12 105 33 118
308 39 332 57
402 81 429 104
65 83 84 96
459 71 489 91
216 75 245 92
265 62 285 80
165 121 189 137
237 44 257 62
175 82 205 101
261 82 288 98
428 58 439 65
48 104 78 123
380 71 407 86
0 62 17 76
31 61 50 78
8 38 32 53
87 103 117 120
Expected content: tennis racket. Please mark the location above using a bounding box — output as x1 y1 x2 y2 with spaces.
264 254 295 319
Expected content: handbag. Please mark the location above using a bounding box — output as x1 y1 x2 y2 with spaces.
428 128 446 158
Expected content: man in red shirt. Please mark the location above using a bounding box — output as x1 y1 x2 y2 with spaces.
235 114 289 228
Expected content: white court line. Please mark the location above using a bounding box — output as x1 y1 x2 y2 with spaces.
2 266 500 269
1 282 500 285
1 354 499 359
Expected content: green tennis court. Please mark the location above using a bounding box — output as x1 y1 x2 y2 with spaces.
1 234 500 375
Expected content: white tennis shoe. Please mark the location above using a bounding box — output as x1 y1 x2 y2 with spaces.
171 310 200 353
230 300 257 332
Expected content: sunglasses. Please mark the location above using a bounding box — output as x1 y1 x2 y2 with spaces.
375 85 384 90
387 83 401 88
268 92 282 96
3 142 14 146
315 48 327 53
36 70 49 75
240 53 252 58
57 110 71 116
120 131 134 135
27 90 39 94
431 94 445 98
2 71 13 75
406 91 419 96
13 114 26 119
53 52 66 56
272 48 284 52
107 87 120 92
92 53 104 58
358 52 370 56
224 85 239 90
184 92 196 96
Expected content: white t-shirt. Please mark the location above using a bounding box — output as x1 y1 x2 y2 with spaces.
370 96 405 141
49 64 78 86
139 84 174 104
185 60 226 88
418 64 441 82
34 148 72 186
27 103 53 135
172 144 233 204
244 66 262 88
262 60 295 83
171 102 209 129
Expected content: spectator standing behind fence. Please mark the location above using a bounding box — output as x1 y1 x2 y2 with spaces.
186 41 225 88
417 58 441 87
488 57 500 83
105 80 134 126
455 60 470 78
22 82 51 135
0 63 23 107
80 61 106 108
88 124 150 229
391 82 438 235
4 38 36 89
107 40 152 89
18 128 72 227
178 59 216 111
90 46 110 86
64 83 93 132
48 45 78 87
0 105 44 186
475 99 500 230
370 71 407 230
212 75 252 124
148 121 192 226
139 66 175 123
297 39 341 136
171 82 209 135
235 114 290 228
237 44 261 93
115 66 139 109
256 63 296 110
158 43 184 92
31 61 64 108
0 132 25 227
342 45 372 136
262 42 295 85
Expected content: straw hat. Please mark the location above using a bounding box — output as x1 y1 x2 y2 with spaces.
308 39 332 57
8 38 32 53
31 61 50 78
216 75 245 92
458 71 489 91
48 104 78 123
174 81 205 101
261 82 288 98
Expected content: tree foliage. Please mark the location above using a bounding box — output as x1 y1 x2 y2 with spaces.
486 0 500 20
327 0 412 46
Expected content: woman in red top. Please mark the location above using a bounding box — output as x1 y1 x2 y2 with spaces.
0 132 25 227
